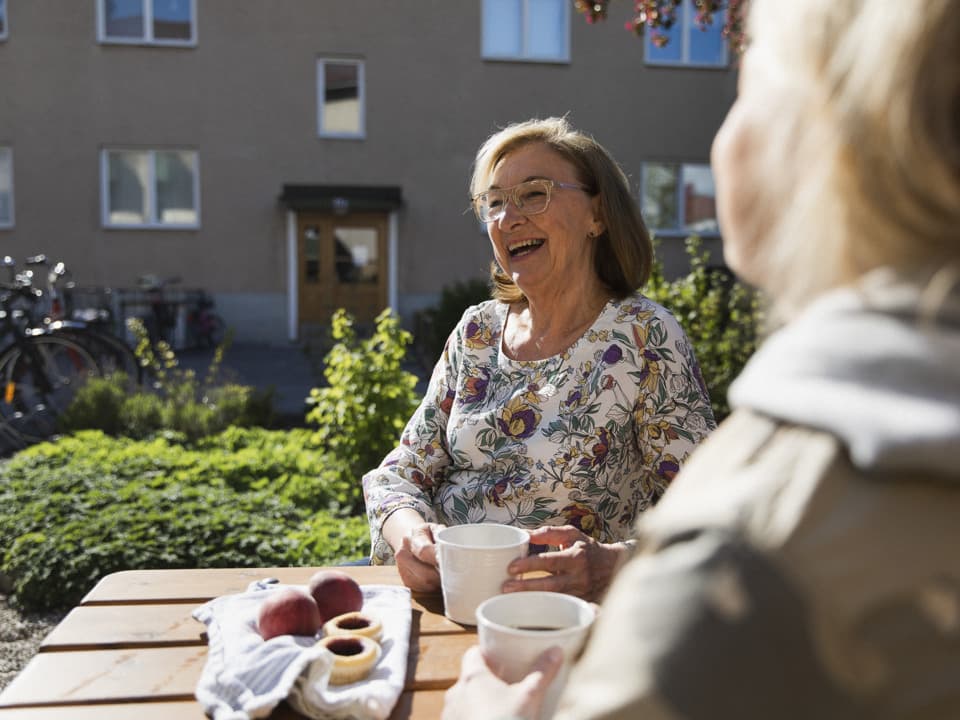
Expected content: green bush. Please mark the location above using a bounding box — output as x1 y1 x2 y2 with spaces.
0 429 370 611
415 276 492 363
306 309 422 481
645 236 763 420
59 320 275 442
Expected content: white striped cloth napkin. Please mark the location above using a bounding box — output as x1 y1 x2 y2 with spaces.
193 579 411 720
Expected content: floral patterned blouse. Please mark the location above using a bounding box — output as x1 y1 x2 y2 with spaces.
363 290 717 564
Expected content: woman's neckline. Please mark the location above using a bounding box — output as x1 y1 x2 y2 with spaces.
498 294 616 363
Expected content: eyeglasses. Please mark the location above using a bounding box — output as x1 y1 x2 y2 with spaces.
472 178 590 223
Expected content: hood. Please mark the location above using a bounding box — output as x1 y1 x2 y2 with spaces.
729 268 960 478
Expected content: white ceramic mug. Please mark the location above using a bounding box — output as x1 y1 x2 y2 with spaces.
435 523 529 625
476 591 596 720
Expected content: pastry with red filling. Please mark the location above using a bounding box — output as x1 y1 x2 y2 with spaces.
318 634 382 685
323 611 383 642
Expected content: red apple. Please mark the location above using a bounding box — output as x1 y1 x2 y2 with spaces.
308 570 363 624
257 587 322 640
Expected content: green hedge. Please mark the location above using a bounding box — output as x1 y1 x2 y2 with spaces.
306 308 422 482
645 237 763 420
415 277 492 363
0 429 370 611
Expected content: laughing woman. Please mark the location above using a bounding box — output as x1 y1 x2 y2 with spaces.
362 117 716 599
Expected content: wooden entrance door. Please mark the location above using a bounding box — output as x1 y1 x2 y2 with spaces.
297 212 388 327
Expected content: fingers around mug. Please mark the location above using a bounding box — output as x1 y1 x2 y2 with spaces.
502 571 566 594
526 525 586 549
459 645 489 678
408 523 441 566
528 646 564 687
398 562 441 593
396 545 442 592
512 646 565 719
508 545 577 576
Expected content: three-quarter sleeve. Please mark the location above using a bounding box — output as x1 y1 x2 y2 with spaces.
629 308 717 506
362 324 462 564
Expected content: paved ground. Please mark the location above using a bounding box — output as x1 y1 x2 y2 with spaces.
177 342 321 424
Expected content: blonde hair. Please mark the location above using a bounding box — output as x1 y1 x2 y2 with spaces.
470 117 653 304
744 0 960 314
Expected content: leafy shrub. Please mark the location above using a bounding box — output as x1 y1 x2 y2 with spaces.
306 309 422 481
415 277 492 363
59 320 275 442
0 429 370 611
645 236 763 420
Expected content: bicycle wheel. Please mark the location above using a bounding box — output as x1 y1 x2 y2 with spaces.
0 335 100 444
57 328 143 385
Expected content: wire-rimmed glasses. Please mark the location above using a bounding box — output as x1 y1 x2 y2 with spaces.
472 178 590 223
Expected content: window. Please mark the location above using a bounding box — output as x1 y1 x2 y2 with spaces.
641 162 718 236
334 227 379 284
97 0 196 46
317 59 365 139
0 0 8 41
645 0 726 67
482 0 569 63
102 149 199 228
0 147 13 228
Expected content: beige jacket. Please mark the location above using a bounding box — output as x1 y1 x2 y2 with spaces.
556 270 960 719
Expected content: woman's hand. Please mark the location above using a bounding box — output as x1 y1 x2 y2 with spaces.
395 521 446 592
502 525 631 602
382 509 445 592
442 645 563 720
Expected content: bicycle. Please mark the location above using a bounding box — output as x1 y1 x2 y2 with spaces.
16 254 144 386
0 279 101 451
186 291 226 348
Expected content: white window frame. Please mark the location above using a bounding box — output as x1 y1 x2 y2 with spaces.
482 0 571 64
644 0 727 68
0 0 8 42
316 58 366 140
100 148 201 230
640 161 720 238
0 146 14 229
96 0 197 47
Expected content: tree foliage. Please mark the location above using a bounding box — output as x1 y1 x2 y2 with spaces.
644 236 762 420
574 0 747 54
305 308 422 483
415 277 492 366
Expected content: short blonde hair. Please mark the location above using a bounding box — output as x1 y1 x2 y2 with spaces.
744 0 960 313
470 117 653 304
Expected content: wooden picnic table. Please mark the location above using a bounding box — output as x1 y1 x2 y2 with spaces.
0 566 475 719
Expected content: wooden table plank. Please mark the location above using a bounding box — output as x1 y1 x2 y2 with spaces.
0 691 448 720
406 634 476 690
0 701 207 719
0 647 205 708
42 598 461 654
41 605 207 651
81 567 404 605
392 689 447 719
4 635 475 708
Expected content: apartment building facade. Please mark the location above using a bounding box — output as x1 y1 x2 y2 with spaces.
0 0 737 344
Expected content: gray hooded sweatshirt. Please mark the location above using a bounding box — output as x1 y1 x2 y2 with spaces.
556 268 960 720
730 267 960 477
